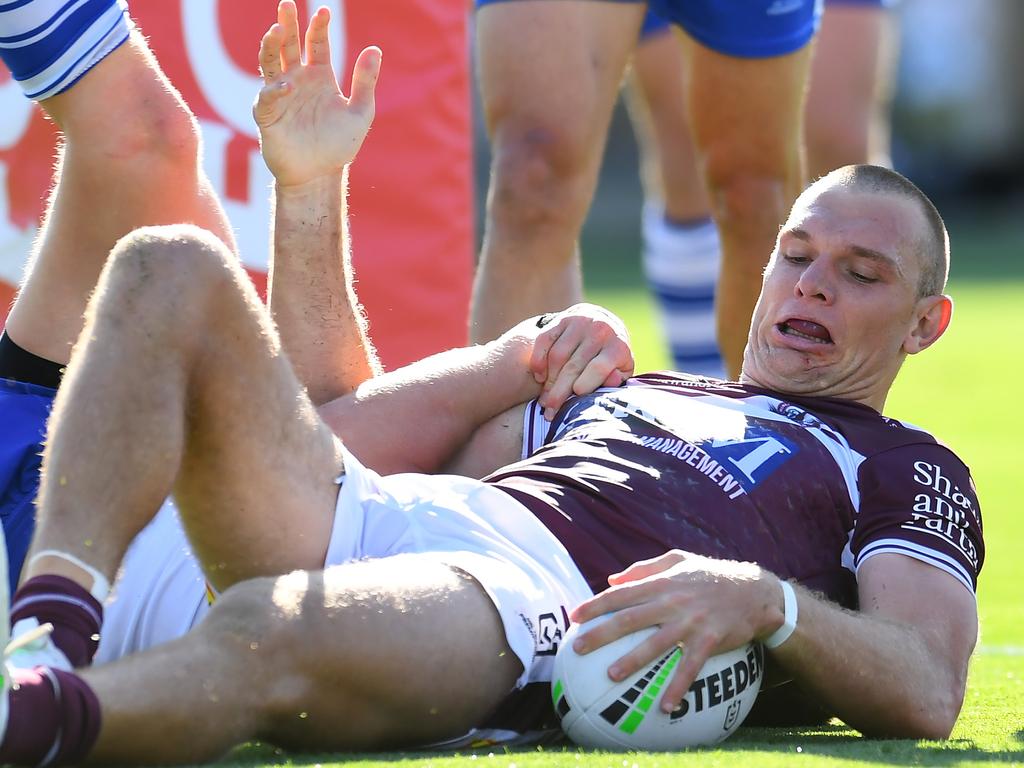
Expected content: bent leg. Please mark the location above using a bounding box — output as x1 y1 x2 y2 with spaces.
84 557 522 764
683 37 813 377
4 29 236 365
27 226 341 594
805 2 897 177
470 0 644 342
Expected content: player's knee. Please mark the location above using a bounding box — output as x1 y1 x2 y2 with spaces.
188 579 314 736
97 89 200 173
806 122 870 178
103 225 233 309
207 576 338 734
702 163 792 247
59 37 202 178
488 126 593 235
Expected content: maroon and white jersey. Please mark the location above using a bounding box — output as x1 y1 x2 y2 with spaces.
486 372 984 606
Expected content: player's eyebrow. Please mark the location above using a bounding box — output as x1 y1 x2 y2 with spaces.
784 227 904 277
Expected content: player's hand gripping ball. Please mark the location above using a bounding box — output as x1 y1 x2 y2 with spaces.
552 615 763 749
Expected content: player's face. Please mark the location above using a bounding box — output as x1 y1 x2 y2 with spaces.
741 185 938 409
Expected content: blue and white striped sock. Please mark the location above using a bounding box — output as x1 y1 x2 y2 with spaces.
641 203 724 378
0 0 133 102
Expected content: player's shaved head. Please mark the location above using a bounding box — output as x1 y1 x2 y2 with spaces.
804 165 950 298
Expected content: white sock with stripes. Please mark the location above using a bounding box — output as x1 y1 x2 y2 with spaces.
641 203 725 378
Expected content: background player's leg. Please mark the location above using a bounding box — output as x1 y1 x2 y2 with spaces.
3 30 236 365
83 558 522 764
470 0 644 343
682 37 813 377
24 226 342 598
625 25 723 377
804 1 897 177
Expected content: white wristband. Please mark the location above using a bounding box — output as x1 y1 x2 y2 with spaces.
763 579 798 649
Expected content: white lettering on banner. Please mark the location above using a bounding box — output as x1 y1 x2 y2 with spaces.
181 1 347 274
0 78 37 286
0 164 36 286
182 1 346 138
0 78 33 148
198 119 273 272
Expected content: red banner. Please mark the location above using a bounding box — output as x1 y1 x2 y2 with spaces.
0 1 472 369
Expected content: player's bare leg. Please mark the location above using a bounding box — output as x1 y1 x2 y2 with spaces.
24 226 342 598
624 28 724 376
3 28 236 365
83 557 522 764
470 0 644 343
682 35 812 377
804 2 896 177
626 31 708 225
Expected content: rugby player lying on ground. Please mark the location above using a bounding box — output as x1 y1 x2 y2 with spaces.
2 3 982 765
0 0 630 673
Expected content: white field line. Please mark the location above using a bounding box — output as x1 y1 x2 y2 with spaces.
977 645 1024 656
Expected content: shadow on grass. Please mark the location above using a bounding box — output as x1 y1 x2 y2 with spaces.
219 726 1024 767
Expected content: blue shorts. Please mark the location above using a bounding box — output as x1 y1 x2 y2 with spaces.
639 0 890 44
477 0 822 58
0 378 55 593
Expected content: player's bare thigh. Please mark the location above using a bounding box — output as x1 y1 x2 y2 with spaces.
805 2 896 175
86 555 523 761
262 557 523 749
119 228 346 588
471 0 645 341
476 0 643 177
54 225 344 589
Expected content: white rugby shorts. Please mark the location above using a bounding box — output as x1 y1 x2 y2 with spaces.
97 445 593 691
95 499 209 664
325 445 593 688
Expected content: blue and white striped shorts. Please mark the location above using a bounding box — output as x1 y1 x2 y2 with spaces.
0 0 133 101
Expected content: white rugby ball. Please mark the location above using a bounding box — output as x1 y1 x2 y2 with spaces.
552 615 763 750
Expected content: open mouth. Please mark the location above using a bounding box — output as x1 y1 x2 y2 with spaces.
778 319 833 345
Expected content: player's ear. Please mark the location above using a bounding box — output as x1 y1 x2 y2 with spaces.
904 294 952 355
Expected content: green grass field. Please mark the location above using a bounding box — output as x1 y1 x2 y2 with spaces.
213 214 1023 768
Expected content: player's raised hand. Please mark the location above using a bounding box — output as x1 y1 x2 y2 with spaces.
254 1 381 187
569 551 783 714
528 304 634 420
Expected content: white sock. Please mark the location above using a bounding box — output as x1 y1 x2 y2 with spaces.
27 550 110 603
8 618 72 672
641 203 724 378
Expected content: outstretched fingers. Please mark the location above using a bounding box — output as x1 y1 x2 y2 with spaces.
348 46 383 113
259 24 284 83
278 0 302 69
305 5 332 65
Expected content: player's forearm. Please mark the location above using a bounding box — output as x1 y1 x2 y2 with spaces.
268 170 381 405
318 334 538 474
768 584 965 738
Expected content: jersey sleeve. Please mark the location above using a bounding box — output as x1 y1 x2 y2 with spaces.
851 444 983 595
